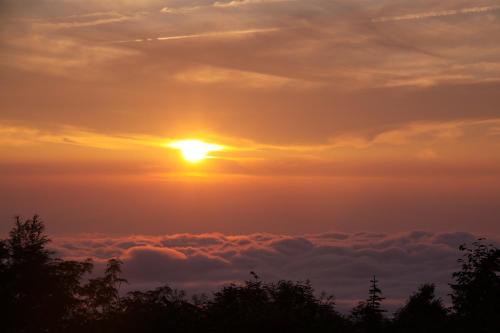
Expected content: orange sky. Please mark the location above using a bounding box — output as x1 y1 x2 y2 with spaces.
1 0 500 235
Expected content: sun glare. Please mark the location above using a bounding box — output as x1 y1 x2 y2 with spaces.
167 139 223 163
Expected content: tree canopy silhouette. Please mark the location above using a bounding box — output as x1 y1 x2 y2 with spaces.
449 239 500 333
392 283 448 333
0 216 93 333
205 276 348 333
1 215 499 333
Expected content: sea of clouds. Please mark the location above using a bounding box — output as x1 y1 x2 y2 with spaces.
52 231 489 312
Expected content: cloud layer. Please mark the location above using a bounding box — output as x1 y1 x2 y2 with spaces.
52 230 491 311
2 0 500 145
1 1 500 241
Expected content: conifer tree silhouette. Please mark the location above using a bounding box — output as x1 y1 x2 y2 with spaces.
368 276 385 314
351 275 386 333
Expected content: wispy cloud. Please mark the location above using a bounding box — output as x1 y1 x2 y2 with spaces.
35 12 135 30
160 6 202 14
213 0 290 8
3 118 500 158
329 118 500 149
161 0 290 13
112 28 282 44
373 5 500 23
174 65 319 90
0 124 160 150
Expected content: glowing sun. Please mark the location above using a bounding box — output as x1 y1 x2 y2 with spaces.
167 139 223 163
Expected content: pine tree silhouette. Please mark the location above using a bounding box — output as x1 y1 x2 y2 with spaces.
350 275 387 333
367 276 385 315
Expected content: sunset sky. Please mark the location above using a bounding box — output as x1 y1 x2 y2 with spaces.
1 0 500 306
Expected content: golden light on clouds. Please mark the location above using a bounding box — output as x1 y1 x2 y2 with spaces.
167 139 224 163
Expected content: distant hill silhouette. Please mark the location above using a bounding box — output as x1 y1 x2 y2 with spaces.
1 215 499 333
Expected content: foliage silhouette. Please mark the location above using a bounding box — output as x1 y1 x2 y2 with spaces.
0 216 93 333
449 239 500 333
1 216 499 333
118 286 202 333
392 284 448 333
205 276 348 333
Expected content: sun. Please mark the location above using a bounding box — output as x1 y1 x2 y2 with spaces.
167 139 223 163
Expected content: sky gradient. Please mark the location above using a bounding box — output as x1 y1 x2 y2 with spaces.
1 2 500 235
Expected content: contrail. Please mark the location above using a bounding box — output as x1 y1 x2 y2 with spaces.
213 0 290 8
112 28 281 44
373 4 500 23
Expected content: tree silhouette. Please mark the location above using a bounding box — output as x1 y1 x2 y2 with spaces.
2 216 500 333
450 239 500 333
83 259 127 314
119 285 202 333
0 216 93 333
205 274 348 333
77 258 128 332
351 276 387 333
393 283 448 333
368 276 385 313
205 274 270 332
265 279 348 333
